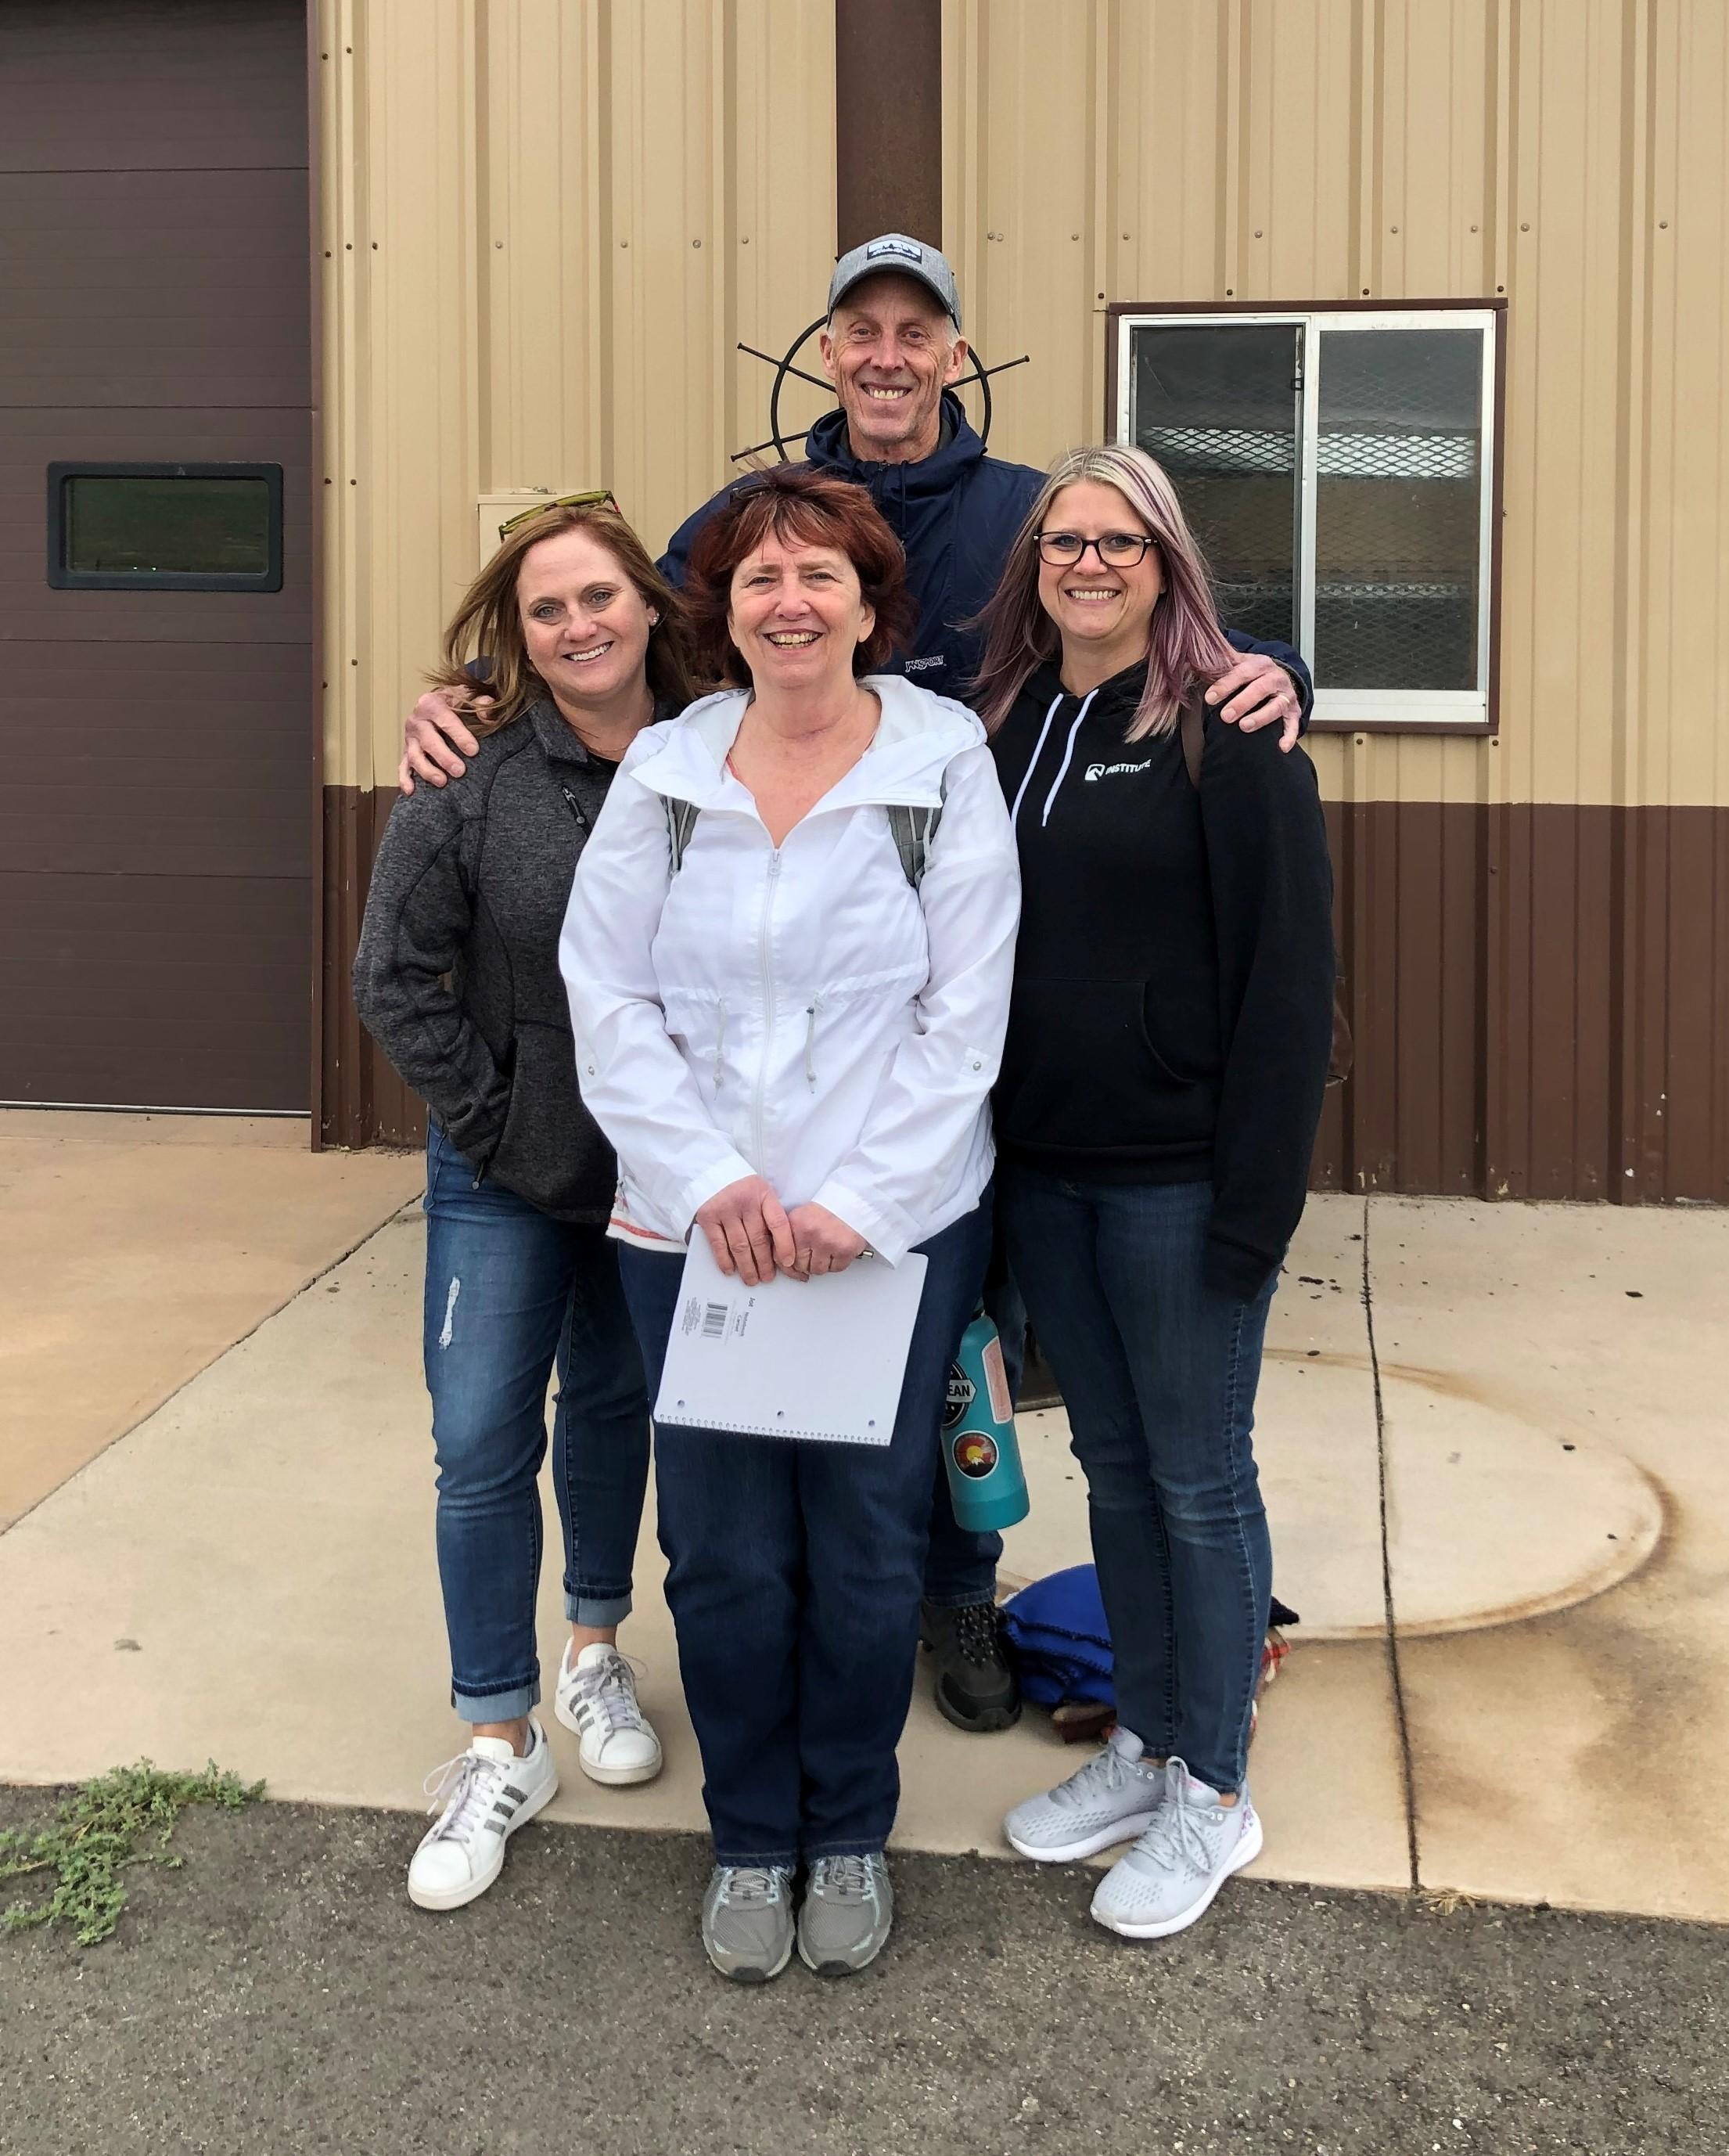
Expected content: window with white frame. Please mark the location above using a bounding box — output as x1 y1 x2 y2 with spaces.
1113 308 1499 728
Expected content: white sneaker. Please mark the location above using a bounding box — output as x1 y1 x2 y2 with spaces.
407 1719 558 1912
1089 1758 1263 1939
1004 1726 1168 1863
554 1640 663 1786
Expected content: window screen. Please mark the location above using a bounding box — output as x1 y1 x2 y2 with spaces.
1115 309 1498 728
46 463 284 591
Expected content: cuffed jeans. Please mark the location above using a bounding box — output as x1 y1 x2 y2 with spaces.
620 1196 992 1866
423 1124 652 1723
998 1165 1275 1794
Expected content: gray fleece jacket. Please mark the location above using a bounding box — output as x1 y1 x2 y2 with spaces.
352 698 648 1222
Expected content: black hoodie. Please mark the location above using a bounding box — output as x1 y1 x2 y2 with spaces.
989 660 1335 1301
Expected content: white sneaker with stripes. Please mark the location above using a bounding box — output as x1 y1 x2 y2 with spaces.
407 1719 557 1911
555 1640 663 1786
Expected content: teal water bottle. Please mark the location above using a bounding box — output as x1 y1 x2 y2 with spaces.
941 1310 1030 1533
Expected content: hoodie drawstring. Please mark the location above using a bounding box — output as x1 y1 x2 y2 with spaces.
1008 694 1064 833
713 996 728 1092
1038 689 1098 827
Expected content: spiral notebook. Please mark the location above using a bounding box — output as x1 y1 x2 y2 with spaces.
652 1234 929 1447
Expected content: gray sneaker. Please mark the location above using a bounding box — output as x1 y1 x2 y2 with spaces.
1089 1758 1263 1939
701 1864 796 1981
797 1853 894 1976
1003 1725 1168 1863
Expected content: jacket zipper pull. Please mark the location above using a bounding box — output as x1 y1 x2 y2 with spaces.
803 997 821 1091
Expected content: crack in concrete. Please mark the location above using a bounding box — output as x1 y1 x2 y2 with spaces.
1362 1194 1421 1891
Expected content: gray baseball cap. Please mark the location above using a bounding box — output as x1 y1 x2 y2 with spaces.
827 232 962 330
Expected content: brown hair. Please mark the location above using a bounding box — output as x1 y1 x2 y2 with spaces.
970 444 1237 740
682 466 917 686
429 501 703 732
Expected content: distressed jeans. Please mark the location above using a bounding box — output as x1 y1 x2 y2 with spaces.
998 1165 1276 1794
620 1196 992 1865
422 1124 652 1723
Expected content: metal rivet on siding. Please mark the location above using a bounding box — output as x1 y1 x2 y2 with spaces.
987 230 1002 240
693 239 702 247
495 240 504 249
1225 288 1234 296
1362 287 1371 296
1497 284 1505 293
1520 221 1530 231
1471 223 1479 232
1122 231 1130 239
1070 232 1080 239
371 242 378 250
620 239 630 248
345 243 352 250
1659 220 1669 229
1254 229 1263 238
742 236 749 244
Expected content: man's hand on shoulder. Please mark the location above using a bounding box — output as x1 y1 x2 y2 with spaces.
1205 653 1304 754
399 688 487 795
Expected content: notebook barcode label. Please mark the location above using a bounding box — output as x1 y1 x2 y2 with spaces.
702 1302 728 1339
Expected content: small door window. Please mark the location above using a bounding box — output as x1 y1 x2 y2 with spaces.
46 463 283 591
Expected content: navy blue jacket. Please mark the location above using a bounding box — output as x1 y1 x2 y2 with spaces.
659 391 1313 711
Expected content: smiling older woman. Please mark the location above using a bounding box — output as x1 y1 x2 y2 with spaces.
559 466 1020 1982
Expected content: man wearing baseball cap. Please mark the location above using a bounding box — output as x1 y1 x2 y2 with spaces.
397 232 1311 1737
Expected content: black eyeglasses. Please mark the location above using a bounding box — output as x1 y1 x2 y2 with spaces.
1036 531 1158 568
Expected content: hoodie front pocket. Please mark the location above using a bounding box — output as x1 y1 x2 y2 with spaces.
996 977 1210 1154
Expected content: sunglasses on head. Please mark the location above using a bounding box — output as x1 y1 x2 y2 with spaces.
498 488 620 540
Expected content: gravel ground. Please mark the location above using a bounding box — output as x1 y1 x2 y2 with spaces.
1 1788 1723 2155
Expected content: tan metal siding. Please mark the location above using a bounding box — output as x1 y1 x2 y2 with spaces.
316 0 836 794
943 0 1729 813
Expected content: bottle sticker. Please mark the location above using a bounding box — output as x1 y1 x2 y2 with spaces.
981 1334 1012 1421
943 1362 976 1430
952 1431 1000 1480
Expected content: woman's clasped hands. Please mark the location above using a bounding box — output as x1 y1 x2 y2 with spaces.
693 1175 869 1283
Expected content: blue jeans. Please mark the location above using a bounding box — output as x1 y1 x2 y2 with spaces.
422 1125 652 1723
997 1166 1275 1794
919 1263 1023 1607
620 1197 992 1865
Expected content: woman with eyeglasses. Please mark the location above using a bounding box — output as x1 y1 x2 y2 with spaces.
354 495 703 1912
976 445 1335 1942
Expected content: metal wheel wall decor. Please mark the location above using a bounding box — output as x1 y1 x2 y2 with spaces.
731 317 1030 465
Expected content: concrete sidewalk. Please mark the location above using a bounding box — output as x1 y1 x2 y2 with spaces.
2 1110 1726 1924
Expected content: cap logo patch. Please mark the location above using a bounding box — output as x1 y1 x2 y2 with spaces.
865 238 922 264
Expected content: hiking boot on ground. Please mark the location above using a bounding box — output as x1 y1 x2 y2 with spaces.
1089 1758 1264 1940
407 1720 558 1912
919 1598 1020 1733
701 1864 796 1982
1004 1724 1167 1863
555 1639 663 1786
797 1853 895 1976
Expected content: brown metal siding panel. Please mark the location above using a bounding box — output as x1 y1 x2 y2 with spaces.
1 0 313 1114
835 0 941 250
319 783 424 1152
0 0 307 173
0 869 307 1110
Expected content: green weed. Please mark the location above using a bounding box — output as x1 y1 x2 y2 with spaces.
0 1761 264 1947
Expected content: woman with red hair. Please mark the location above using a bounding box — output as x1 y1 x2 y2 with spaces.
560 466 1019 1982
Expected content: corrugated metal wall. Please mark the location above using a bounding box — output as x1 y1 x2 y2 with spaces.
317 0 837 799
315 0 838 1143
943 0 1728 1200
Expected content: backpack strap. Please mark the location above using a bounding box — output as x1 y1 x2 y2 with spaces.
666 793 943 888
663 795 702 872
885 800 943 889
1178 692 1206 790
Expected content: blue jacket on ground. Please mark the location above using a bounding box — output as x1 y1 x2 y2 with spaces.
659 393 1314 713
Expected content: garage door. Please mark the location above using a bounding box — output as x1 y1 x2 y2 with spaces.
0 0 312 1110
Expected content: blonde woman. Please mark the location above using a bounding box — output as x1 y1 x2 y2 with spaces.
976 446 1335 1940
354 499 701 1911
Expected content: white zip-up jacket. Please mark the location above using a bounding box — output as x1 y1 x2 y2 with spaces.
559 675 1020 1266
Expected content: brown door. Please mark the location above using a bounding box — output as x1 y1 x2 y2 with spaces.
0 0 312 1110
